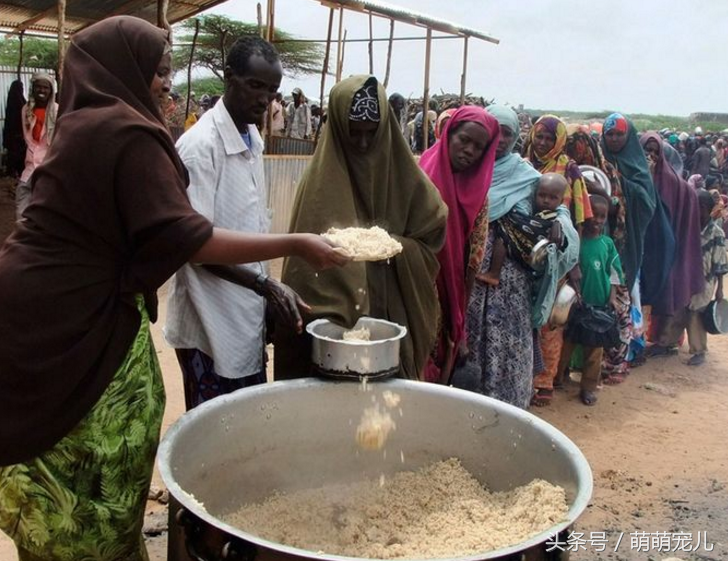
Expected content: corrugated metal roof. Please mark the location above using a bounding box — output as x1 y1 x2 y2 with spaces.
0 0 229 35
319 0 499 44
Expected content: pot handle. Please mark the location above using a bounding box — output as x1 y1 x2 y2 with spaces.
176 507 256 561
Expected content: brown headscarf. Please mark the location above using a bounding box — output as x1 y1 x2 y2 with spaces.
0 16 212 465
276 75 447 380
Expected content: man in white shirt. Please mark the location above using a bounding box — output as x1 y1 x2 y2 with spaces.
286 87 312 139
165 36 309 410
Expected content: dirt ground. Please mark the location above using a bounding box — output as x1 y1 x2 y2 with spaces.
0 178 726 561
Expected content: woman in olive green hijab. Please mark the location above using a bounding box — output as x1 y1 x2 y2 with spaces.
275 75 447 380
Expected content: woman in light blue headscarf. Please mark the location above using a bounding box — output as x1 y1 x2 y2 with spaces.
486 105 542 221
465 105 566 409
467 105 578 408
465 105 538 408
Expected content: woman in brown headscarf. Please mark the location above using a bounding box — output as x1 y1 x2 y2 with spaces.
0 16 345 561
275 75 447 380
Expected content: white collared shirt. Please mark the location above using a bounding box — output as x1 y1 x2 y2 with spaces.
164 100 271 379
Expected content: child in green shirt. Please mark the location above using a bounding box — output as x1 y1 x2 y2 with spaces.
558 194 623 405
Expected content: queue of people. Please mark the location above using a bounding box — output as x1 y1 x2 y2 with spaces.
0 17 726 561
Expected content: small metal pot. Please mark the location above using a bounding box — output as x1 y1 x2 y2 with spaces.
306 317 407 379
549 284 577 327
530 239 553 273
702 298 728 335
579 165 612 197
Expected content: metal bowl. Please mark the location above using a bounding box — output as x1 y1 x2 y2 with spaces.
579 165 612 197
306 317 407 379
702 298 728 335
159 378 593 561
549 284 578 327
530 239 553 272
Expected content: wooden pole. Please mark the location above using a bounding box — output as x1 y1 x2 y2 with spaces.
422 28 432 152
263 0 277 148
338 29 348 81
220 30 228 69
16 31 24 80
383 19 394 88
157 0 170 33
368 11 374 75
266 0 276 43
460 36 469 105
335 6 344 82
318 8 335 117
185 19 200 120
57 0 66 88
257 3 264 38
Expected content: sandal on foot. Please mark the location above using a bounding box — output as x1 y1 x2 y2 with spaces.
530 388 553 407
687 353 705 366
580 389 597 406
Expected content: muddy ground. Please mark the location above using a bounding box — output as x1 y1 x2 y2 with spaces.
0 178 725 561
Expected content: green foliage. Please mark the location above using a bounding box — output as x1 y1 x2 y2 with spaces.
173 15 323 80
174 76 225 98
0 36 60 70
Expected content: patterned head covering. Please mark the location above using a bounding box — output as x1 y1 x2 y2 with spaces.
603 113 629 134
523 114 592 224
526 114 568 163
348 77 380 123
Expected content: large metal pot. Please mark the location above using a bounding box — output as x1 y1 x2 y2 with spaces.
159 379 592 561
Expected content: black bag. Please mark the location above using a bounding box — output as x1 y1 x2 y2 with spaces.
449 362 482 393
564 302 620 349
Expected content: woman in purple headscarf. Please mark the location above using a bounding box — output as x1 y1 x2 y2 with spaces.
641 132 705 356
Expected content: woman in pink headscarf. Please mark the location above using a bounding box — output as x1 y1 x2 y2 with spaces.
419 106 500 383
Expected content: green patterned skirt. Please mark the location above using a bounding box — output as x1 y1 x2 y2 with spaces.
0 297 166 561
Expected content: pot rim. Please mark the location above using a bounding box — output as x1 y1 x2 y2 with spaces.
158 378 593 561
306 317 408 346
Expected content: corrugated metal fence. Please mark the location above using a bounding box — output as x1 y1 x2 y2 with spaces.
264 155 311 233
266 135 316 156
0 66 56 143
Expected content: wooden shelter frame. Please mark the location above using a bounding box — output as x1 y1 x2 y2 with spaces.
286 0 500 151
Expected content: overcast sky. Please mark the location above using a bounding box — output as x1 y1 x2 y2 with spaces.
202 0 723 116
